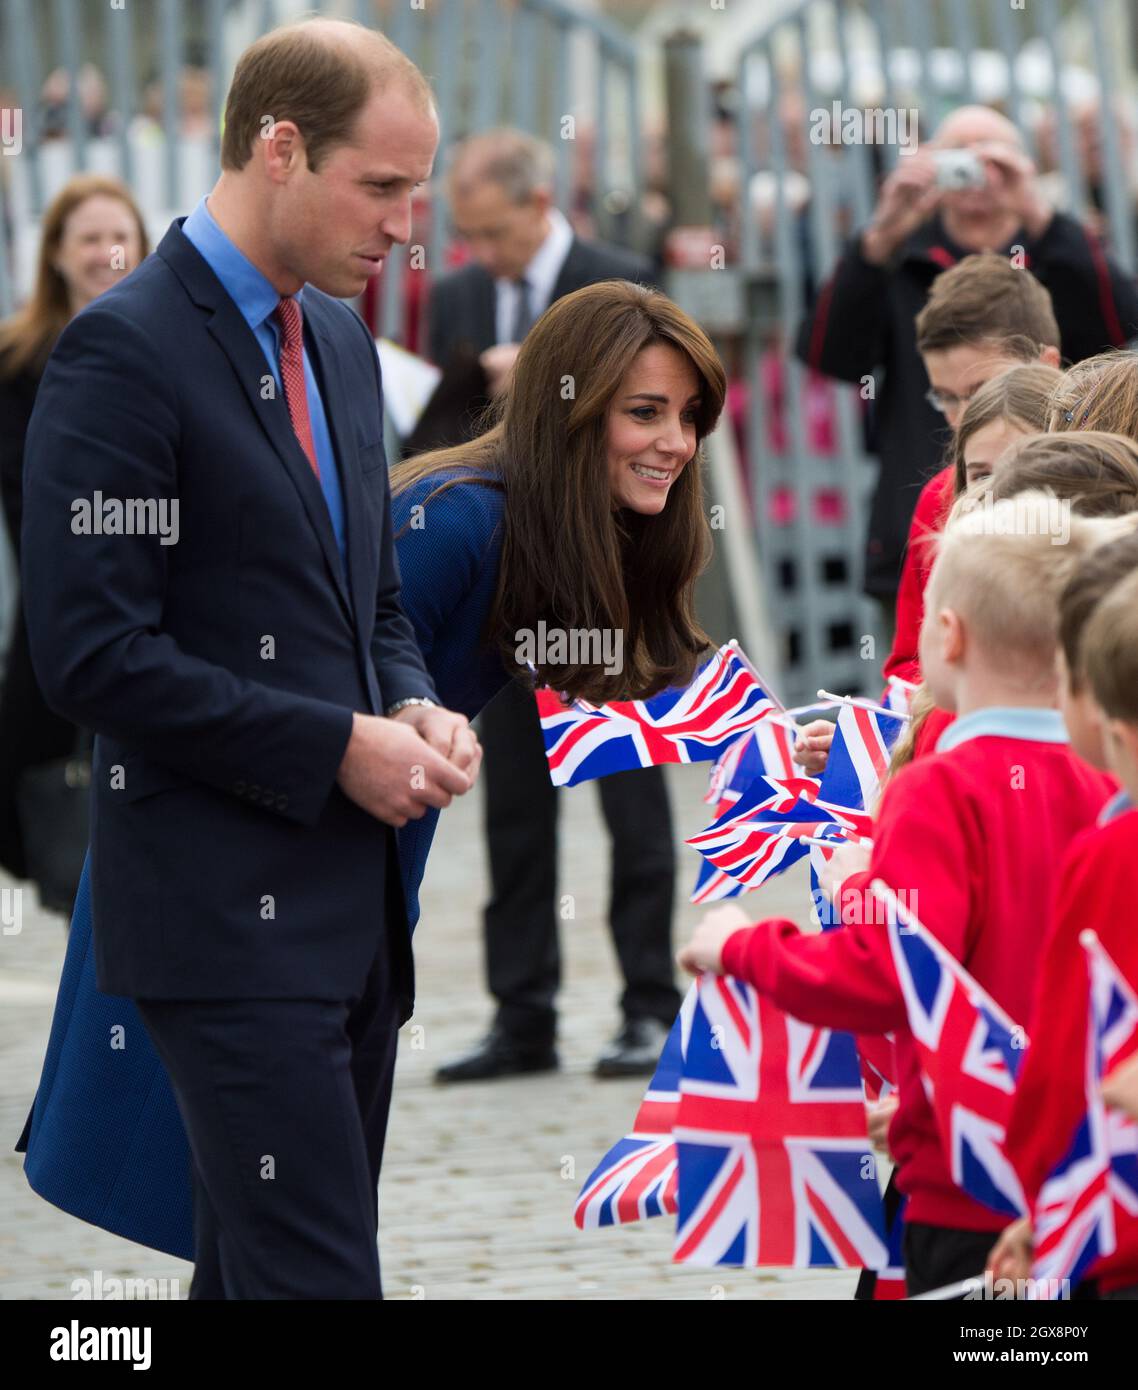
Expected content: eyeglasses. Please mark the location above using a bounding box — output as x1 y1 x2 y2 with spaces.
925 386 980 415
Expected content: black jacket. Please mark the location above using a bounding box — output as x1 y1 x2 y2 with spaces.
408 235 656 453
796 211 1138 598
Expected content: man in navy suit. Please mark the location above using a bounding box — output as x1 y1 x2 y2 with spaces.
21 18 479 1299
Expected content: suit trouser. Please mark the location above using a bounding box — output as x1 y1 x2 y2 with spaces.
479 678 680 1044
135 935 400 1301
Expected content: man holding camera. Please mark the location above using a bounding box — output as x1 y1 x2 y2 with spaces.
797 104 1138 616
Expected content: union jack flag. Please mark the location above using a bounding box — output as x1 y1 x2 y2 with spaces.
704 718 801 819
672 974 887 1268
573 988 697 1229
686 774 869 894
873 880 1029 1218
1032 932 1138 1292
536 643 780 787
816 702 907 823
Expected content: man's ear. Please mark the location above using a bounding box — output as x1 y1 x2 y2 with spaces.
261 118 304 181
1038 344 1061 369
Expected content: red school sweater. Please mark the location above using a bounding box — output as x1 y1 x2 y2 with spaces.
1006 804 1138 1292
721 723 1114 1231
882 466 954 685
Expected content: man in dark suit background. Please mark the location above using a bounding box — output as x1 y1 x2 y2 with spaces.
421 130 683 1083
21 18 479 1299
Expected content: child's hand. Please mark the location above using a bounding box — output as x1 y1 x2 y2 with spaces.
677 904 753 977
986 1216 1033 1283
1103 1052 1138 1121
866 1094 899 1156
791 719 835 775
816 839 873 903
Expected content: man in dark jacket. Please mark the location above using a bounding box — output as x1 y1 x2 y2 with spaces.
419 129 683 1083
797 104 1138 606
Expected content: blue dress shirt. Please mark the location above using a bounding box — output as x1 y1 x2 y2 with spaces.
181 196 348 571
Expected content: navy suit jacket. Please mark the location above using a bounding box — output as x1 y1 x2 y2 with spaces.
21 220 436 1010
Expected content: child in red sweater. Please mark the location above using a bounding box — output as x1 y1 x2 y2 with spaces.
882 254 1061 684
995 534 1138 1298
680 496 1126 1295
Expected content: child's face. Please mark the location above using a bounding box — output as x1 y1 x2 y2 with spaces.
1057 650 1108 770
921 344 1023 430
963 417 1032 489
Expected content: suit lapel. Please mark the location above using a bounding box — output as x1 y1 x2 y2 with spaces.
550 237 587 302
158 222 353 625
474 269 497 350
306 315 374 646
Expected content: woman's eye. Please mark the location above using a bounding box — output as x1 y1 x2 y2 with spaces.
632 407 656 420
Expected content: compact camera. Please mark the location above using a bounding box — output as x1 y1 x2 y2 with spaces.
933 149 986 191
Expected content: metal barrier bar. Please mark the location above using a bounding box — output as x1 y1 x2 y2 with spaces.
992 0 1031 158
1089 0 1136 272
551 15 572 212
864 0 898 171
945 0 979 106
6 0 44 213
53 0 86 174
159 0 183 212
1037 0 1089 228
205 0 226 170
472 0 501 132
105 0 137 189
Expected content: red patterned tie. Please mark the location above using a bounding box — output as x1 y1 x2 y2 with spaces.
275 296 321 480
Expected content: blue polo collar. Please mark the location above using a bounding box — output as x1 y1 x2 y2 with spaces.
936 706 1069 754
1099 789 1135 825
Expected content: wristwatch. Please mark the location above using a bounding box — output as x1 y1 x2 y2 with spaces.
385 696 438 717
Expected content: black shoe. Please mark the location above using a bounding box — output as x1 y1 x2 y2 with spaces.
434 1027 558 1083
594 1017 671 1078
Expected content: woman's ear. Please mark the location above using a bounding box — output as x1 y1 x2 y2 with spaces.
1038 344 1061 369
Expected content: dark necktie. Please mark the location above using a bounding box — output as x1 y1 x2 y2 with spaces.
275 296 321 481
509 276 534 343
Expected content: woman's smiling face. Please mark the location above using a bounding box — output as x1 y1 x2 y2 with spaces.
605 342 701 515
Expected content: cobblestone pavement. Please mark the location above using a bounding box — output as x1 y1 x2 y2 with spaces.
0 763 856 1301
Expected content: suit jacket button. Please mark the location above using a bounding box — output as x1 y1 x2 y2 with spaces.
275 794 288 811
234 780 247 795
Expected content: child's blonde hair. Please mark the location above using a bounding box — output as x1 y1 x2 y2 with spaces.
926 492 1138 694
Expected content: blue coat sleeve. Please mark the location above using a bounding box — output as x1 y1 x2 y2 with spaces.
21 304 352 827
391 475 501 663
357 324 440 708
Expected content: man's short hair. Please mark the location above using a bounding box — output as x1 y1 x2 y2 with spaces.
447 128 555 204
915 253 1060 357
1084 566 1138 725
221 18 433 173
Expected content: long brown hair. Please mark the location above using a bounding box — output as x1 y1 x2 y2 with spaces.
0 174 150 378
392 279 726 702
951 362 1064 495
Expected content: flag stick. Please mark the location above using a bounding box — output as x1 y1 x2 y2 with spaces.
817 688 912 722
729 638 787 711
907 1276 986 1300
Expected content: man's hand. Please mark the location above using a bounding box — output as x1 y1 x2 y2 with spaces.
391 703 482 780
987 1216 1033 1284
336 712 472 828
861 151 941 265
791 718 835 775
677 903 753 977
479 343 522 397
974 139 1053 240
816 839 873 904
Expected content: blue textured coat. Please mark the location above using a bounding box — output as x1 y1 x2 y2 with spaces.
16 473 507 1260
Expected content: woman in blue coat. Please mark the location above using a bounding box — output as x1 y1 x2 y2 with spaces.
15 280 726 1266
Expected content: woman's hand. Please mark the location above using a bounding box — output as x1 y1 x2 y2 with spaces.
677 904 752 977
791 719 835 776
